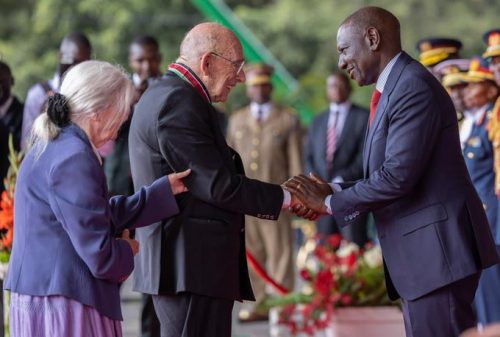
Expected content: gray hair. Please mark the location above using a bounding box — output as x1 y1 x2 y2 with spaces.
30 60 134 155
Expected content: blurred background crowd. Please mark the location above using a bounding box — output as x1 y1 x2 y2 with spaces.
1 0 500 336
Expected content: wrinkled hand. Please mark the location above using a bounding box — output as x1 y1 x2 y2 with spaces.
284 173 333 215
167 169 191 195
120 229 139 256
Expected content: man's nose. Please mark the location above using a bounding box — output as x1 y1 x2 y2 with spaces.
237 70 246 83
338 57 347 70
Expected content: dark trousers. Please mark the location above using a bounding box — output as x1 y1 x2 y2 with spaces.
152 293 234 337
141 294 160 337
401 273 480 337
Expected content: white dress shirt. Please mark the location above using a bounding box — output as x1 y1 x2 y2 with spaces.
250 102 272 122
459 105 488 150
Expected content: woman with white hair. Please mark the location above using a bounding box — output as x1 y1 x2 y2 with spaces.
4 60 190 337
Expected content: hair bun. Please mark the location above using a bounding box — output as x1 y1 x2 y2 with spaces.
47 93 70 127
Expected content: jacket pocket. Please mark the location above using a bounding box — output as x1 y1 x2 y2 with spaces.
399 203 448 236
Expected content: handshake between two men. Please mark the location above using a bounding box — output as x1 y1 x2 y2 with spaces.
282 173 334 221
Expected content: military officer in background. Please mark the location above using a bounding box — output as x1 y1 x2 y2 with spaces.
434 58 470 124
416 37 466 122
416 37 463 77
227 63 303 322
461 56 500 325
485 29 500 197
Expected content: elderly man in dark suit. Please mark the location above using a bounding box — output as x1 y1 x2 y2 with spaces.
128 22 305 337
304 71 368 244
286 6 499 337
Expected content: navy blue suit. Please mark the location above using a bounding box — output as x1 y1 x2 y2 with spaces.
463 105 500 325
330 52 498 336
4 124 179 320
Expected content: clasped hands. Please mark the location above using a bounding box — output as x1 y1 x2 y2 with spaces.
282 173 333 221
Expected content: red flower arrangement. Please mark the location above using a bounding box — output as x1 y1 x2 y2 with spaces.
266 234 393 336
0 135 23 263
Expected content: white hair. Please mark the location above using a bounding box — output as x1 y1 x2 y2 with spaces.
30 60 134 155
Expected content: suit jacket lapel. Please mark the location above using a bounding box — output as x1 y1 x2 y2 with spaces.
363 52 413 175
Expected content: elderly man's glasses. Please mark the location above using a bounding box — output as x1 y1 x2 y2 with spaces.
210 52 245 75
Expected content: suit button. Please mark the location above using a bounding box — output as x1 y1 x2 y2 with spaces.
250 162 258 171
235 130 243 139
344 216 348 221
251 150 259 159
252 138 260 145
241 228 245 232
467 152 474 159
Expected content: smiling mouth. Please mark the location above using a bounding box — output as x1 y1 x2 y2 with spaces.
347 68 355 78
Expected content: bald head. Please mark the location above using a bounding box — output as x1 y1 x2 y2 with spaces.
179 22 240 62
341 7 402 52
336 7 402 86
176 22 245 103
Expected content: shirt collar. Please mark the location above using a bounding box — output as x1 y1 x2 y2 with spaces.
250 102 272 119
375 52 402 93
0 96 13 118
464 104 489 125
167 63 211 103
329 100 351 115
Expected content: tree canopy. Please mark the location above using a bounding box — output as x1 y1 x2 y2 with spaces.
1 0 498 118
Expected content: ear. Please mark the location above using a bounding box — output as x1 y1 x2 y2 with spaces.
89 112 100 122
366 27 381 51
199 52 212 77
487 84 499 100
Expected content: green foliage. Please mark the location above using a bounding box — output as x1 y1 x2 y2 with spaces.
0 0 202 99
233 0 500 117
1 0 498 122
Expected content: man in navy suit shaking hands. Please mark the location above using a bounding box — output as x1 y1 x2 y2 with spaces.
286 6 499 337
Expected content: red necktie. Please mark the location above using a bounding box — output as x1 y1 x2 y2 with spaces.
369 89 382 126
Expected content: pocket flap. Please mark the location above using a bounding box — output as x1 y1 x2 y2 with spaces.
399 203 448 235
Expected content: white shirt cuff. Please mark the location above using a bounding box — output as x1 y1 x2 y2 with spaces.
282 188 291 209
324 184 342 215
332 176 344 183
324 195 333 215
330 183 342 192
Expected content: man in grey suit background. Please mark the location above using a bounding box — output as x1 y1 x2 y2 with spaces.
128 23 309 337
286 6 499 337
304 71 368 245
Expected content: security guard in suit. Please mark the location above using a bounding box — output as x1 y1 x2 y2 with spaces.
461 56 500 325
227 63 302 322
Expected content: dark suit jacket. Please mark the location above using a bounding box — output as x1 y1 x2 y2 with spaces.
0 96 23 151
304 104 368 182
4 124 178 320
129 72 284 301
330 52 499 301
